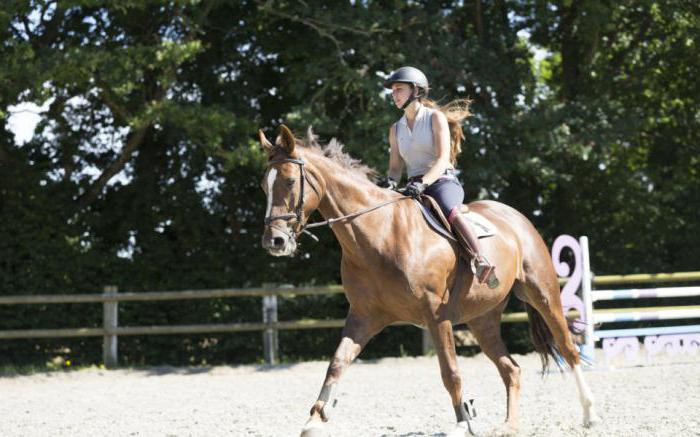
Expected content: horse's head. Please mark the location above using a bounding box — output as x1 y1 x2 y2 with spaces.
259 125 323 257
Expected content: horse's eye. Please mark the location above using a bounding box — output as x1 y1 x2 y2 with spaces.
286 178 296 187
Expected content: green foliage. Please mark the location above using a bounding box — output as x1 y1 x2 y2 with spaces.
1 0 698 367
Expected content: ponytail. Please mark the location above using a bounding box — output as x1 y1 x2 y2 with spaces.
422 98 471 165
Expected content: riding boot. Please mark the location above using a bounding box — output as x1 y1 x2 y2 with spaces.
450 213 499 289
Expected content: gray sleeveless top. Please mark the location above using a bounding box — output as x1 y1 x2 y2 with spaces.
395 105 441 178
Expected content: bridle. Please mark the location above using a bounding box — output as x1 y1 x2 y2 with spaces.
264 156 410 242
264 157 321 240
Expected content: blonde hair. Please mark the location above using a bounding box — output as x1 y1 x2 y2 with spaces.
422 98 471 165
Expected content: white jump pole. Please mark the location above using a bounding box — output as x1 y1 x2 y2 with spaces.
579 236 595 359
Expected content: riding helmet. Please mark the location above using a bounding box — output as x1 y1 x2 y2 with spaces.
383 66 429 96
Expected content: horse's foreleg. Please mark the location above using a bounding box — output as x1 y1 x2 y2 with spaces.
301 312 385 437
425 317 475 437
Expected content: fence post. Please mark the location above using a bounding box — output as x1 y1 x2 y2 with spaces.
579 236 596 360
422 329 434 355
103 285 119 368
262 293 279 365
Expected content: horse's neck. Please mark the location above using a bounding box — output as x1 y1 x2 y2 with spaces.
309 154 392 257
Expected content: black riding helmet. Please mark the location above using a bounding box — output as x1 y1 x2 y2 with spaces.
383 66 429 109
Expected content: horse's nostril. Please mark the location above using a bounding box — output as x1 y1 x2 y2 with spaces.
273 237 286 248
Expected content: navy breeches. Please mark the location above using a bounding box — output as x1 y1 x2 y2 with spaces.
424 175 465 220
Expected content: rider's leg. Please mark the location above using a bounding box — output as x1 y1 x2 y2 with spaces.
449 209 497 287
424 175 497 288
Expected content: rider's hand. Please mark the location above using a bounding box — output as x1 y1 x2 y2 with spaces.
403 181 427 198
377 176 398 191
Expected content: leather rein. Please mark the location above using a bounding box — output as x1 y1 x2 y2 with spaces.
264 157 409 241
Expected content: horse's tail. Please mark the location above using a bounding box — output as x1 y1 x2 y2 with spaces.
524 302 585 373
524 302 560 374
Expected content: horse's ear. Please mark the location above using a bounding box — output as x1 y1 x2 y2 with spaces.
279 124 296 154
258 129 274 153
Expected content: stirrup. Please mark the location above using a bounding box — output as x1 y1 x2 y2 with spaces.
472 256 499 289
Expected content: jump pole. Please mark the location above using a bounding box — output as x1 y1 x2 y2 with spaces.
579 236 595 359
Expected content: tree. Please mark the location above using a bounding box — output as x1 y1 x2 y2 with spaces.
1 0 697 366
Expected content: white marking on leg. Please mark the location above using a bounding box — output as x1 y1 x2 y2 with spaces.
573 364 601 427
265 168 278 219
445 421 470 437
300 417 325 436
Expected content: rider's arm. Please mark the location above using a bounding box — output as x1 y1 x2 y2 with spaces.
388 124 404 183
421 111 452 186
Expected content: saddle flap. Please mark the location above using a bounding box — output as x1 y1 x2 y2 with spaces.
421 195 454 232
417 195 495 240
416 197 456 241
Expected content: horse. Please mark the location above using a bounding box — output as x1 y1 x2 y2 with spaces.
259 125 601 436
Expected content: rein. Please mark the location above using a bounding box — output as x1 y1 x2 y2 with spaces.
305 197 408 230
265 157 409 242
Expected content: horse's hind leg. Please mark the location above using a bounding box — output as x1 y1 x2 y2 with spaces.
300 311 387 437
467 303 521 435
519 269 602 428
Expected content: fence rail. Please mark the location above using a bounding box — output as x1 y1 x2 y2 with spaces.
0 285 347 305
0 311 559 341
592 286 700 301
591 271 700 285
2 271 698 366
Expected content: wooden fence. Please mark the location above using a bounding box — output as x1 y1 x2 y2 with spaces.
0 283 553 367
8 272 695 367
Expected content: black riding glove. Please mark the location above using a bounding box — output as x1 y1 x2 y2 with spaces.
377 176 399 191
403 180 428 198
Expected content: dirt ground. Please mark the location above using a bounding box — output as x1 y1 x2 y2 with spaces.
1 351 699 437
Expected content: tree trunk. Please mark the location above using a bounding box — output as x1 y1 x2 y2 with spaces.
77 126 149 208
474 0 485 41
560 2 582 101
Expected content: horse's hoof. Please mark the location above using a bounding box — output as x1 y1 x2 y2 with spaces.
300 418 328 437
583 412 603 428
300 429 329 437
446 421 476 437
490 423 519 436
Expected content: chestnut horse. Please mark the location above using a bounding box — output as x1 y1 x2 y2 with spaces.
259 125 601 437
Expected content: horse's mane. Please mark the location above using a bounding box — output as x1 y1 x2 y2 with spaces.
300 127 376 181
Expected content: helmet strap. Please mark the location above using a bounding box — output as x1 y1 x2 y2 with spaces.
400 85 418 110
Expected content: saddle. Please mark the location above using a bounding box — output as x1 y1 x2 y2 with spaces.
416 195 495 244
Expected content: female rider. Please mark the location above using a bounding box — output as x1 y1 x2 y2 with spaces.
378 66 497 287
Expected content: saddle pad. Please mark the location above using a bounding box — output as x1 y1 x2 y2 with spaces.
464 211 495 238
